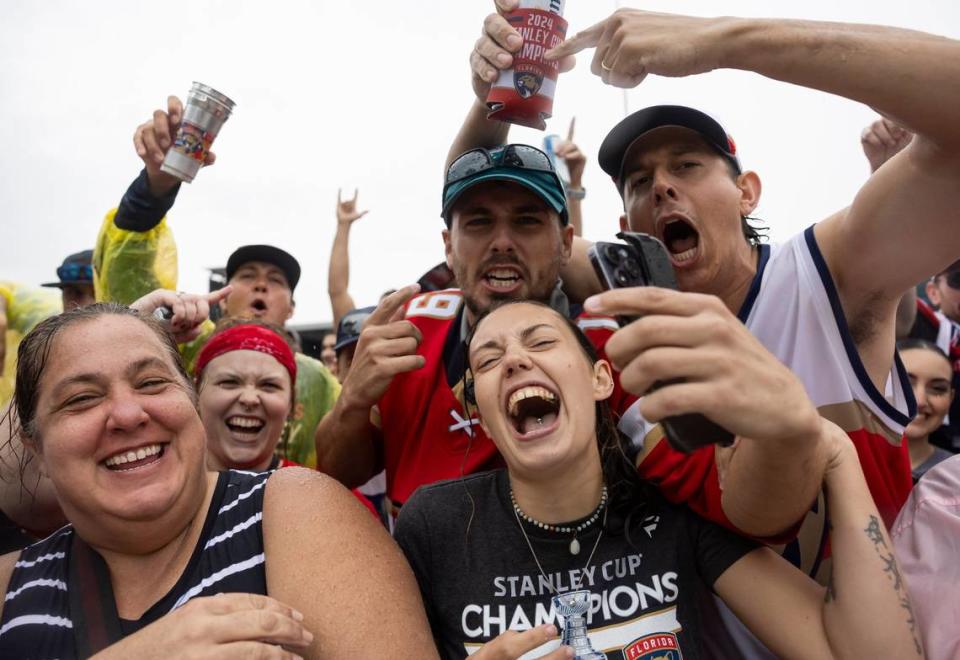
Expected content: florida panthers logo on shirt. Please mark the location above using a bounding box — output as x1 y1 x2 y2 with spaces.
624 632 682 660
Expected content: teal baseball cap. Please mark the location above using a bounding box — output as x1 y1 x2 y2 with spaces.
441 145 568 227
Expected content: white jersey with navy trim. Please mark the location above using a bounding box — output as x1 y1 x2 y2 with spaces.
624 226 914 576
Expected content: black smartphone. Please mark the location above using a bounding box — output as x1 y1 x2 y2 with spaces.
588 231 735 453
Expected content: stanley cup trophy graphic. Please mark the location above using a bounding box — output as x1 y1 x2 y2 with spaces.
553 590 605 659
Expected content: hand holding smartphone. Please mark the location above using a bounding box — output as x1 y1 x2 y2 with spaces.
588 232 735 453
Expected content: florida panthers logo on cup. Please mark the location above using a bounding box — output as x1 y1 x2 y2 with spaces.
514 71 542 98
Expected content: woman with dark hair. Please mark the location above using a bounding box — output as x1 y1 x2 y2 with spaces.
0 303 435 658
897 338 955 482
395 300 920 659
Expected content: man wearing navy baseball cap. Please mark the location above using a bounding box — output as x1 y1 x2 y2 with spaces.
41 249 96 311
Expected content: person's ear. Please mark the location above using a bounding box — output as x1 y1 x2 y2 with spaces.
592 360 615 401
736 170 762 217
618 213 628 232
286 297 296 322
219 288 231 315
560 224 574 265
443 229 454 270
20 431 47 477
926 279 942 307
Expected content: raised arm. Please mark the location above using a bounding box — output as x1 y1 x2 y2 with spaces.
315 286 425 488
715 422 923 658
328 190 366 330
549 10 960 382
95 95 212 305
447 0 577 169
588 287 827 538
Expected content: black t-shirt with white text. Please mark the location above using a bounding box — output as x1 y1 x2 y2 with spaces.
395 470 757 660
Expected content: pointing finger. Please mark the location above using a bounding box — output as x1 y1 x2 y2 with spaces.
545 20 605 60
368 284 421 326
206 285 233 306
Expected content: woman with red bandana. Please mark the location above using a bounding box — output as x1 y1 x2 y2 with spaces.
195 320 303 473
195 319 379 516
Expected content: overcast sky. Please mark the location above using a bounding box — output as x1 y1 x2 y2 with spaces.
2 0 957 324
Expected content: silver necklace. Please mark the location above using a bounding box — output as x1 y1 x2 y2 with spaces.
513 503 608 595
510 485 608 555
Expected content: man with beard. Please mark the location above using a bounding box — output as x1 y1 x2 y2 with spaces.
93 94 340 468
315 147 630 518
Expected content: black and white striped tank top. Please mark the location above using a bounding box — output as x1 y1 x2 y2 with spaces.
0 469 271 658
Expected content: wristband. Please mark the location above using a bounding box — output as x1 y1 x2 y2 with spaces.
566 187 586 200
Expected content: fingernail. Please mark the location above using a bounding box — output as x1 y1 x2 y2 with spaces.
303 630 314 643
545 624 558 637
496 53 511 66
584 295 600 311
507 34 522 49
292 609 304 621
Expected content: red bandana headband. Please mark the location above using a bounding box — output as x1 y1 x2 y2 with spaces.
195 324 297 383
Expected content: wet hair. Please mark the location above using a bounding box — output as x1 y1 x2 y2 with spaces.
897 338 953 372
6 303 192 445
466 299 654 539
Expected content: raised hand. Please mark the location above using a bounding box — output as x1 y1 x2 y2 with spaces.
586 287 822 447
470 0 576 103
861 117 913 173
546 9 724 88
130 286 233 343
133 95 216 196
552 118 586 187
339 285 426 410
336 188 369 226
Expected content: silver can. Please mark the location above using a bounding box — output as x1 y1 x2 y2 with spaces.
161 82 236 183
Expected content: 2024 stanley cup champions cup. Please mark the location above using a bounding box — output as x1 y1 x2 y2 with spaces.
486 0 567 130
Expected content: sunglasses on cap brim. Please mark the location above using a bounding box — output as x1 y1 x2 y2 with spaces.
56 263 93 282
445 144 557 187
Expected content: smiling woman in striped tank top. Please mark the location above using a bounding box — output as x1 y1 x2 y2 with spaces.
0 303 436 659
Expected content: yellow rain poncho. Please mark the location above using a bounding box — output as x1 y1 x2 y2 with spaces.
0 282 62 405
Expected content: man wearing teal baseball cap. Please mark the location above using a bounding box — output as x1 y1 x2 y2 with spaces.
316 144 634 515
440 143 571 319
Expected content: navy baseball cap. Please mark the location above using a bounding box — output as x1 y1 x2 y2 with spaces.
42 250 94 288
226 245 301 292
599 105 742 194
442 145 567 227
334 306 376 353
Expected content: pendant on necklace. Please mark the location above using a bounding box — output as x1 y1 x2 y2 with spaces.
569 536 581 555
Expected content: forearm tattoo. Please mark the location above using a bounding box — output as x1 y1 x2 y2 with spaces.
864 515 922 655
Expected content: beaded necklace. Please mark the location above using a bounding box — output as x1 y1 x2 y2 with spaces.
510 485 608 555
